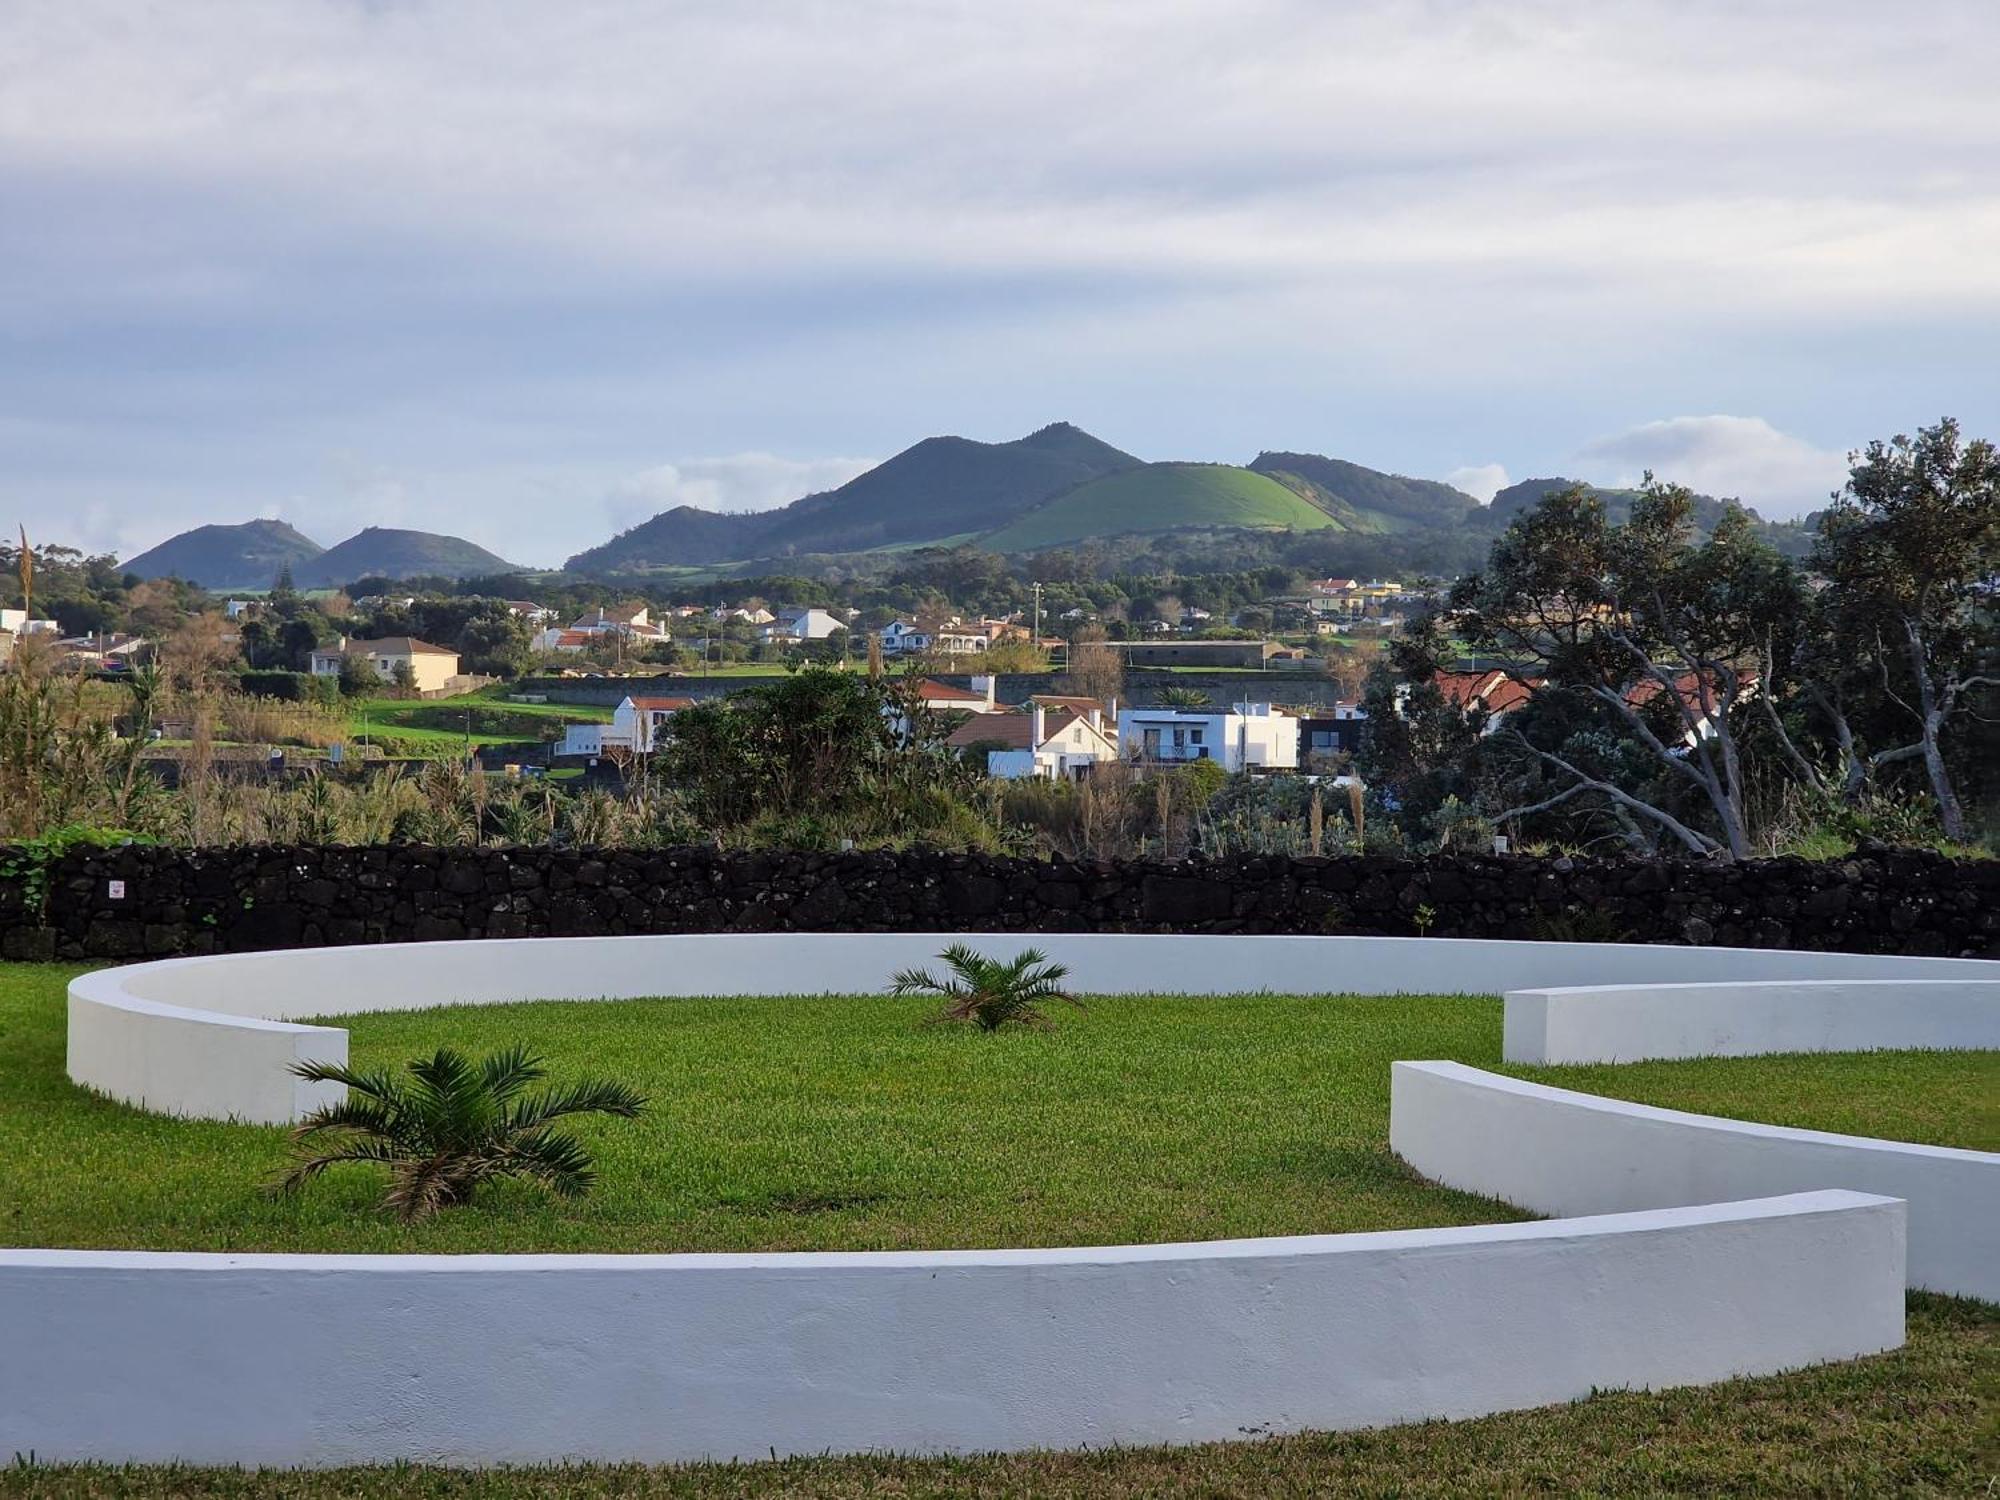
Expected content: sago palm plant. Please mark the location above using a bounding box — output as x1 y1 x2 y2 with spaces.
889 943 1083 1032
273 1044 647 1220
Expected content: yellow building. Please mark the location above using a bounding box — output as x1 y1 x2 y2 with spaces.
308 636 461 693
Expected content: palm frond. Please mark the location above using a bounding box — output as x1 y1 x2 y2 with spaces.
494 1127 597 1197
267 1137 401 1197
288 1059 400 1100
478 1043 547 1104
289 1095 400 1142
507 1077 648 1129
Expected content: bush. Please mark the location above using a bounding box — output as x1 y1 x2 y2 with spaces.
276 1044 647 1220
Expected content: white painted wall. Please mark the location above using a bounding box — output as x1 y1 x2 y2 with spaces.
1390 1060 1999 1300
0 1192 1904 1468
1504 979 2000 1064
68 934 1998 1124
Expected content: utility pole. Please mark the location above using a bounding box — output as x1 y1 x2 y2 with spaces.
1031 581 1042 655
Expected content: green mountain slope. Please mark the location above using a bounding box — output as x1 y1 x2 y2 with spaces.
1250 452 1480 528
297 527 525 587
567 422 1139 573
122 519 326 591
980 463 1340 552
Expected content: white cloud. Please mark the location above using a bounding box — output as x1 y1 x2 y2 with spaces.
1575 416 1850 518
607 453 877 532
0 2 1992 550
1446 463 1510 503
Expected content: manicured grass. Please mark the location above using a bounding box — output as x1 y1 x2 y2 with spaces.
3 962 1994 1256
3 961 1995 1493
2 1296 1990 1496
1508 1050 2000 1151
0 965 1522 1253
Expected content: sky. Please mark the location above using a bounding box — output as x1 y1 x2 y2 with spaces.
3 0 1996 568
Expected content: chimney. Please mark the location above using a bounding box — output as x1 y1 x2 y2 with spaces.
1031 702 1046 746
972 674 995 707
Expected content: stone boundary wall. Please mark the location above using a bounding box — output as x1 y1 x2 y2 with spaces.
3 844 1996 963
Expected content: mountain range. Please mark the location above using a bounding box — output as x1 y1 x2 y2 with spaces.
563 422 1508 574
122 522 524 591
121 422 1811 587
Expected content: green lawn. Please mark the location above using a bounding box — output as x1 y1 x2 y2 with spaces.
1 961 1993 1495
3 963 1993 1255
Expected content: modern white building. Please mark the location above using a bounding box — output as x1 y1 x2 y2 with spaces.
556 694 695 757
0 608 60 637
1117 703 1299 772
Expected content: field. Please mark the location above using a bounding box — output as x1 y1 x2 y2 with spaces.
981 463 1342 551
3 962 1993 1495
4 964 1993 1255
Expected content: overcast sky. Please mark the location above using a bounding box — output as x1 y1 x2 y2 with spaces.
4 0 1996 567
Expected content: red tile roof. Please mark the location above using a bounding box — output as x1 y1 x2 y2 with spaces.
627 696 695 712
916 679 989 704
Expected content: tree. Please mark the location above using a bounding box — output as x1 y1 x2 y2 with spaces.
1447 481 1804 859
275 1045 646 1220
1802 420 1999 840
889 944 1083 1032
1057 625 1123 710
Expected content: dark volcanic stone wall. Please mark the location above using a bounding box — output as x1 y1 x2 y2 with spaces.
2 844 1995 962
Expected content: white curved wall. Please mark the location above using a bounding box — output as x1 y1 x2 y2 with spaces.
1390 1060 1999 1301
67 932 1998 1124
1503 979 2000 1064
0 1192 1904 1468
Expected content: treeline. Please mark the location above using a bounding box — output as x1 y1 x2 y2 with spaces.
1359 418 1998 859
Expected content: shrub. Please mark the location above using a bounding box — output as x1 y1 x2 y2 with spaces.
274 1044 647 1220
889 943 1084 1033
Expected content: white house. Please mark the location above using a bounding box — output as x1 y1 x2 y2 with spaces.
949 702 1119 780
759 608 846 644
557 694 695 757
879 620 931 655
1117 703 1298 772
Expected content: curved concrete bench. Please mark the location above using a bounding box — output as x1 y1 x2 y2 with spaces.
66 932 1998 1125
1503 978 2000 1064
0 1192 1903 1467
1390 1060 1999 1301
29 931 1990 1466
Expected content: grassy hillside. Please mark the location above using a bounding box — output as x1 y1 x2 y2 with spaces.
298 527 525 587
1251 451 1479 528
121 519 326 590
980 463 1340 551
568 422 1139 573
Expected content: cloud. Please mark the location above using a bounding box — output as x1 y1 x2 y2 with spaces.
0 2 1992 552
1445 463 1510 503
1576 416 1850 519
607 453 877 531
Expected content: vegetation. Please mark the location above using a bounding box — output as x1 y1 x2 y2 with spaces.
981 463 1341 551
8 1293 1992 1496
889 943 1082 1032
4 963 1993 1256
276 1045 647 1220
566 422 1138 570
1366 417 1999 856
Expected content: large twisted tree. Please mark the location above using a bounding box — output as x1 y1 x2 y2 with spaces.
1446 481 1804 859
1796 420 2000 840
